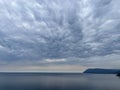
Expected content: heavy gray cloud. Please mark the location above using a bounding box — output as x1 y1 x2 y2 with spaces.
0 0 120 69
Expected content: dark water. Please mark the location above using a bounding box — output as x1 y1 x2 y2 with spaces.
0 73 120 90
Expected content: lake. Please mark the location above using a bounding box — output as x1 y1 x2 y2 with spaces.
0 73 120 90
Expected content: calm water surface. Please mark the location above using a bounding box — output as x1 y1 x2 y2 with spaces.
0 73 120 90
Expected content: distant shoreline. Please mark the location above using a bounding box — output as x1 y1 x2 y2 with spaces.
0 72 83 76
84 68 120 74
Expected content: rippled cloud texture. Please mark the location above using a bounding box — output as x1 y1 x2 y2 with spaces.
0 0 120 71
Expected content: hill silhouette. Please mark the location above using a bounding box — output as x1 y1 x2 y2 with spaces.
84 68 120 74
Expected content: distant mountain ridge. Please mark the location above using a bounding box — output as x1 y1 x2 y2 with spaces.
84 68 120 74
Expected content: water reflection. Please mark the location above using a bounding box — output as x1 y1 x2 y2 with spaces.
0 73 120 90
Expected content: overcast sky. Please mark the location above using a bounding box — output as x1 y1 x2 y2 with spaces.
0 0 120 72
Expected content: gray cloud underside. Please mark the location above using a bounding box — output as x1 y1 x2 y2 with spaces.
0 0 120 68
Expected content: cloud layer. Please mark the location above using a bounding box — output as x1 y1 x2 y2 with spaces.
0 0 120 70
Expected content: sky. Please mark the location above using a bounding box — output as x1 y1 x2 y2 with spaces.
0 0 120 72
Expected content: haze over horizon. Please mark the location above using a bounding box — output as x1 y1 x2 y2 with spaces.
0 0 120 72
